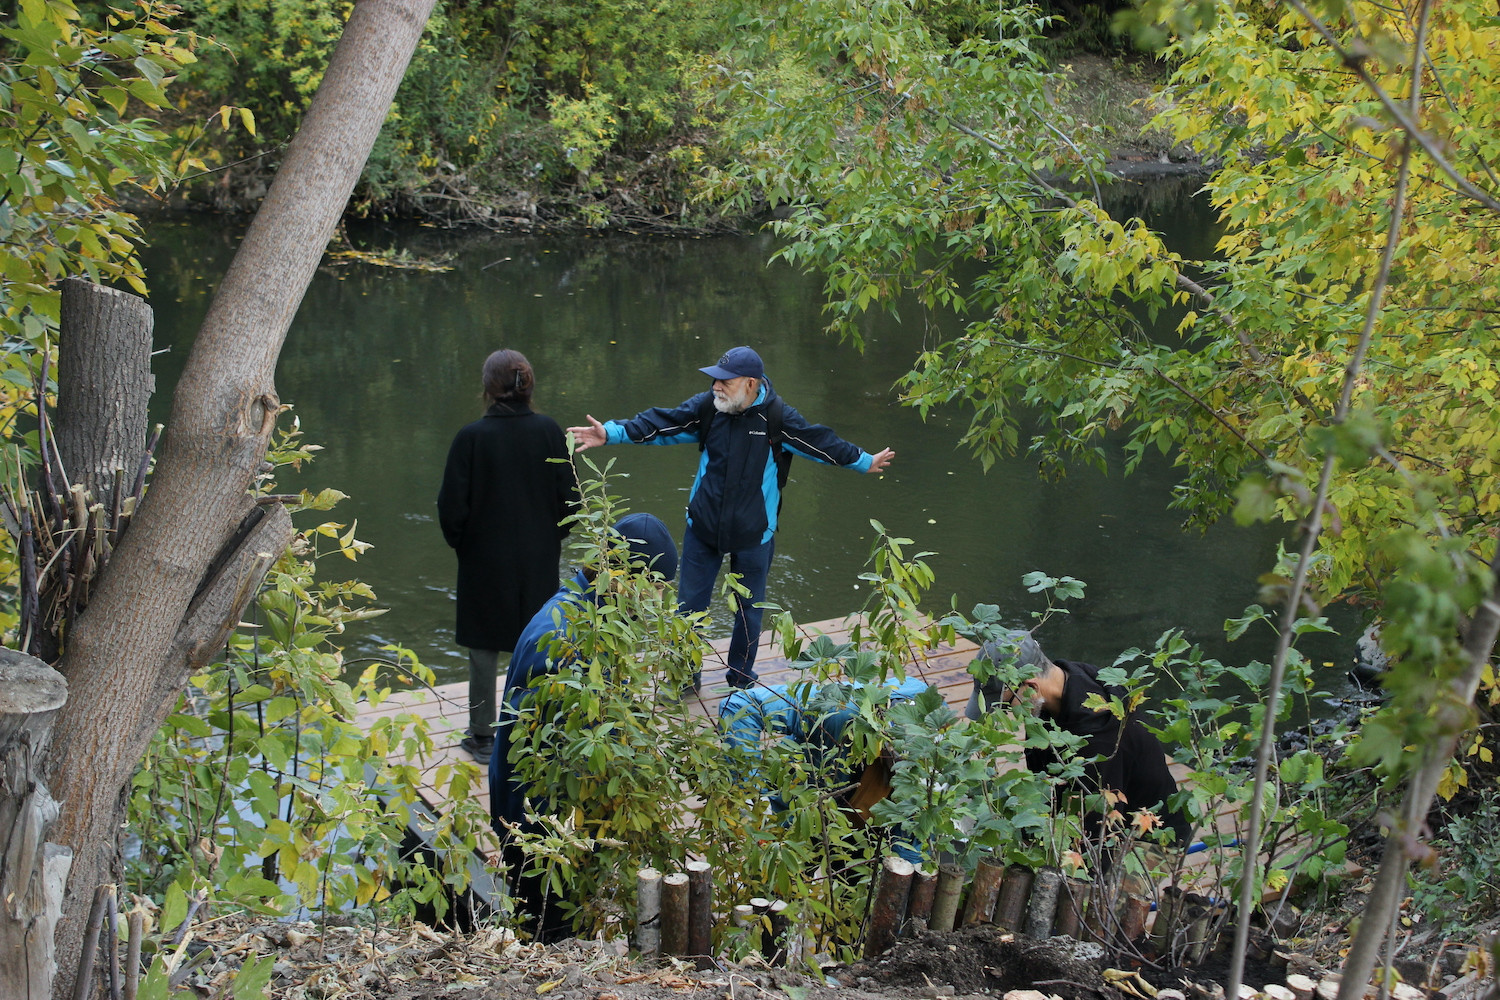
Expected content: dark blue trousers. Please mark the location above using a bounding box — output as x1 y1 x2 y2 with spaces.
678 531 774 688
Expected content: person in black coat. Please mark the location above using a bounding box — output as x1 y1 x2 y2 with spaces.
438 349 579 760
966 631 1193 848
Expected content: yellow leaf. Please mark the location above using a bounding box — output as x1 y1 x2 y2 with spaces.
239 106 257 137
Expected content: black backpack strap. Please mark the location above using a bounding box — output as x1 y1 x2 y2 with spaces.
766 397 791 491
697 394 716 450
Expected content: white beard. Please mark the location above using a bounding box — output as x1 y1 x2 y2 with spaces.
713 384 755 414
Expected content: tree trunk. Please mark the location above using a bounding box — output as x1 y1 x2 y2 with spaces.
1336 562 1500 1000
55 279 154 509
0 651 71 1000
42 4 437 997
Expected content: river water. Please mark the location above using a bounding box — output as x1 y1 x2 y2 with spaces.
139 182 1359 688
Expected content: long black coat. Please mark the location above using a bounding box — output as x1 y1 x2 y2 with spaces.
437 403 578 651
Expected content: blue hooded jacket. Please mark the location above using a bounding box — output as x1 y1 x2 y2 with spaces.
602 381 873 551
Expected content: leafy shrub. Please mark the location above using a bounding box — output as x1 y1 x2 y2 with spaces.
127 421 496 927
1410 785 1500 929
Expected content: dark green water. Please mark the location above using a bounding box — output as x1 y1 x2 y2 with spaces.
139 191 1360 686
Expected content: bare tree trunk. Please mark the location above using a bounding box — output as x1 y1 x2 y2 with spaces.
0 651 71 1000
43 3 437 997
1337 561 1500 1000
55 279 154 509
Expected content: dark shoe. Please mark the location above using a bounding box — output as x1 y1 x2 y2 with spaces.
662 680 700 704
460 735 494 761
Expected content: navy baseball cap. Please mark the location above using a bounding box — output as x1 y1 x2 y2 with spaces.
699 346 764 381
612 512 678 583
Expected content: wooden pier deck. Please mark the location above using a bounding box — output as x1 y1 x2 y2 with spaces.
355 614 984 819
354 613 1315 897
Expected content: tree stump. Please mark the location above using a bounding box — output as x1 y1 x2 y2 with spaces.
57 278 154 511
0 650 71 1000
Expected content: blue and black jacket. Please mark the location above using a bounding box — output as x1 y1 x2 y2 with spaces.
489 569 593 834
601 380 874 551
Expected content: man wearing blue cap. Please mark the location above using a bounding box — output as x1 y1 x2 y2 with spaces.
568 346 895 690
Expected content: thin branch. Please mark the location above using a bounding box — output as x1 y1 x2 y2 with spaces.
1228 0 1427 993
1283 0 1500 213
942 118 1325 420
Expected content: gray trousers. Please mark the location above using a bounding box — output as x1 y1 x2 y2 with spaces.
467 647 503 740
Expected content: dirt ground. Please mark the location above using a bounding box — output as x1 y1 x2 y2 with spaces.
174 905 1492 1000
186 919 1127 1000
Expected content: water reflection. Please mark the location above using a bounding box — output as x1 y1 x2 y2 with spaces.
139 189 1357 688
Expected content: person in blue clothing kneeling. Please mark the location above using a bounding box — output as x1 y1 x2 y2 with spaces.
719 676 932 864
489 511 678 940
567 347 895 690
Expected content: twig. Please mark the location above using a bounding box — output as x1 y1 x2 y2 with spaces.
130 424 162 505
1282 0 1500 214
73 883 113 1000
124 908 144 1000
106 887 122 1000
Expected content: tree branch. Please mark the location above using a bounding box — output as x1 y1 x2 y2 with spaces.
1283 0 1500 214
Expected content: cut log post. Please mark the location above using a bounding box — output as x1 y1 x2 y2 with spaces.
0 651 72 1000
1285 974 1316 1000
960 855 1005 927
905 867 937 935
1117 892 1151 945
1023 866 1063 938
994 864 1034 932
731 903 757 953
930 863 965 932
1080 882 1110 944
56 279 154 513
1247 928 1275 962
1054 878 1090 940
661 873 690 956
863 856 915 958
636 868 662 957
750 898 771 956
685 860 713 965
1152 885 1183 954
765 900 789 965
1181 895 1213 965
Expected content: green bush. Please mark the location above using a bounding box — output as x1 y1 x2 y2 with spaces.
127 422 495 927
170 0 730 216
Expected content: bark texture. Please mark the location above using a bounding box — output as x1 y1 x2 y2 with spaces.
55 279 154 509
43 4 437 997
0 651 71 1000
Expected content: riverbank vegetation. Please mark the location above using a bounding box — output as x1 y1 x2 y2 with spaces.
155 0 1178 228
4 0 1500 997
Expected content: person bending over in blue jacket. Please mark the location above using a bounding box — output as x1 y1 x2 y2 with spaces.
719 676 931 863
489 511 678 940
568 346 895 690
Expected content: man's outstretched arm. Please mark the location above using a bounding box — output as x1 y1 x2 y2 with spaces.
566 414 608 451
